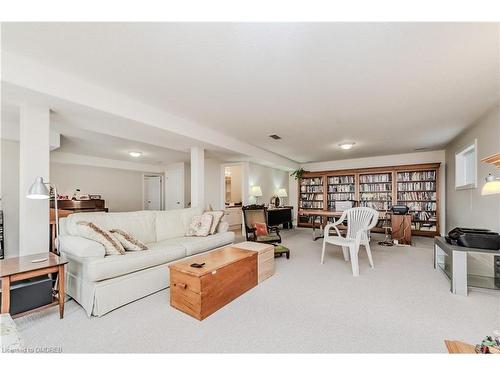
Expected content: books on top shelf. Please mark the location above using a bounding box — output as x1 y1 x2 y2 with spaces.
397 171 436 181
328 176 355 184
359 173 391 183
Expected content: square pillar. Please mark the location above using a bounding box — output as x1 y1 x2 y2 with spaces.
190 147 205 209
19 105 50 255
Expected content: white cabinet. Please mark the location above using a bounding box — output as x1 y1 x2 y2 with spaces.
225 207 242 231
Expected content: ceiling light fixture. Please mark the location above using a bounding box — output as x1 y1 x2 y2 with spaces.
339 142 355 150
128 151 142 158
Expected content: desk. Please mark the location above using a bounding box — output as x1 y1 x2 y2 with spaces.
298 210 344 240
267 207 293 229
434 236 500 296
1 253 67 318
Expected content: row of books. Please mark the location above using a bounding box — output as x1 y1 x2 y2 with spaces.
397 171 436 181
300 193 324 201
410 211 437 221
327 176 355 184
360 192 392 201
300 177 323 186
360 201 391 210
397 181 436 191
406 202 437 211
412 223 437 231
359 183 392 192
397 191 437 201
300 185 323 193
327 193 355 201
328 185 355 193
299 201 324 209
359 174 391 183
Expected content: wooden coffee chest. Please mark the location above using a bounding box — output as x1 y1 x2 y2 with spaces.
169 247 258 320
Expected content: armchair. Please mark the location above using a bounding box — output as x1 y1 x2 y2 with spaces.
242 205 282 245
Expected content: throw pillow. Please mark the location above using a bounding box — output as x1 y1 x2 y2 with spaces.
254 222 268 236
76 221 125 255
186 213 214 237
110 229 148 251
204 210 225 234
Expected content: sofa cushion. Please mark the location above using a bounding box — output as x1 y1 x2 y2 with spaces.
59 235 106 258
155 207 203 241
85 242 186 282
177 231 235 256
65 211 157 244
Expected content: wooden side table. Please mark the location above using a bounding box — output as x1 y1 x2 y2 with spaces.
0 253 68 319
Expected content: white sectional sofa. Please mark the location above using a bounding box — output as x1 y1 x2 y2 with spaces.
59 207 235 317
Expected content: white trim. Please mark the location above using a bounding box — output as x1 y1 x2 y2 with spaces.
455 139 478 190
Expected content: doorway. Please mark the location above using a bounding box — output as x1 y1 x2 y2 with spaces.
143 174 163 210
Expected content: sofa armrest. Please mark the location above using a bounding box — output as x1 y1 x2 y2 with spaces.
59 235 106 259
217 220 229 233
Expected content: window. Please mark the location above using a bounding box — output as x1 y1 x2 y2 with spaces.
455 140 477 189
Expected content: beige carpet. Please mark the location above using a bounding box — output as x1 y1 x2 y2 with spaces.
13 229 500 353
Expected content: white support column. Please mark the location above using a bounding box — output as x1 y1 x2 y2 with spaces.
19 105 50 255
190 147 205 209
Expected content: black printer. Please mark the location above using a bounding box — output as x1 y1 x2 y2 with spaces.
446 227 500 250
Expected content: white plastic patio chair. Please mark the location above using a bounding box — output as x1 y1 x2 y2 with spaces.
321 207 379 276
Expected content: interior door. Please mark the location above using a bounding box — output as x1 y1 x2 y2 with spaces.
144 175 162 210
165 167 184 209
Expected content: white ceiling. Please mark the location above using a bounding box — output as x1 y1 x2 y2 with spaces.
2 23 499 163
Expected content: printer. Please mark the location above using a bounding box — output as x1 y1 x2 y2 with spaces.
446 227 500 250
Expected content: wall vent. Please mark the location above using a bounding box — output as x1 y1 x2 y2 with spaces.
269 134 282 140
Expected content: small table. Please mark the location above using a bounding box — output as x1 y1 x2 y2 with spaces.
1 253 67 319
434 236 500 296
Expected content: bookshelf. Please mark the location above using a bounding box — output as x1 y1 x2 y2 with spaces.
396 170 437 235
297 163 440 236
359 172 392 211
299 176 324 226
327 175 356 210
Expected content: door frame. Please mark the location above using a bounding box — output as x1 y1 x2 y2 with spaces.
142 173 164 210
219 161 249 208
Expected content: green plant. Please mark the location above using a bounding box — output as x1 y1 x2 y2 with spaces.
290 168 306 180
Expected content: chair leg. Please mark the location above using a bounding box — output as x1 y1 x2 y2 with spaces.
341 246 350 261
349 244 359 276
365 242 374 268
321 240 326 264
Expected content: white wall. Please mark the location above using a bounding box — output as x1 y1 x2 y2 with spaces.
445 104 500 276
1 139 20 258
445 104 500 232
50 162 145 212
204 158 223 210
300 150 447 234
248 162 290 205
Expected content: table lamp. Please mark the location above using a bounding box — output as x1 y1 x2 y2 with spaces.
276 188 288 207
26 177 60 254
250 185 263 204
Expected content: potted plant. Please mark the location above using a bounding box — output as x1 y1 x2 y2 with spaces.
290 168 306 180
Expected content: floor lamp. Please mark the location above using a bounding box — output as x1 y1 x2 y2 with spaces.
26 177 60 255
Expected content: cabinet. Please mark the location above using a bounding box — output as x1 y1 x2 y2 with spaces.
225 206 242 230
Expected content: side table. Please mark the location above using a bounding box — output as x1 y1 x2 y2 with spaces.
1 253 68 319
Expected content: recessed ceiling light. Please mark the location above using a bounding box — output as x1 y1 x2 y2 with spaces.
339 142 355 150
128 151 142 158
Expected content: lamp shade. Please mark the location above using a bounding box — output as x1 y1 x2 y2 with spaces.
481 174 500 196
277 188 288 198
250 185 263 197
26 177 50 199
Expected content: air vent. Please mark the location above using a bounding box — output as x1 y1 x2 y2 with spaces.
414 147 429 151
269 134 281 140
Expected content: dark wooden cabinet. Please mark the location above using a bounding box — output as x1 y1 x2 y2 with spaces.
51 199 107 212
267 207 293 229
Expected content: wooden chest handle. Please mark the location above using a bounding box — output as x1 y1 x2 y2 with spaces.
174 283 187 289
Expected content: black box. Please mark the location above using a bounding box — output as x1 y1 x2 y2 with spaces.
0 276 53 315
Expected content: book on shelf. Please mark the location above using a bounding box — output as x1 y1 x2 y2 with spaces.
397 181 435 191
397 191 436 201
359 173 391 183
301 177 323 185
